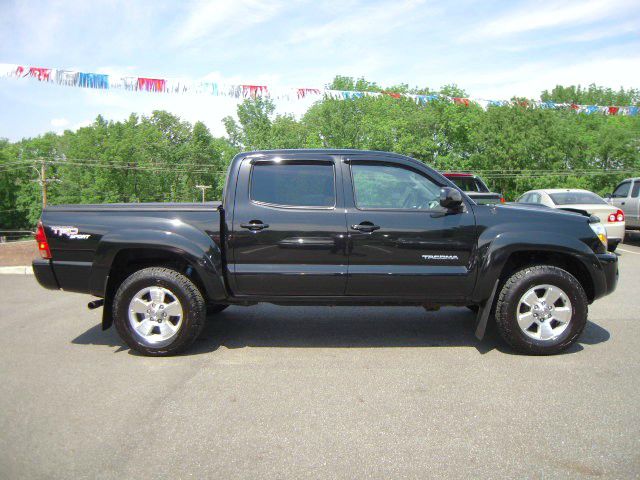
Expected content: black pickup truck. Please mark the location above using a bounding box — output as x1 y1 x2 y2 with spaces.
33 149 618 356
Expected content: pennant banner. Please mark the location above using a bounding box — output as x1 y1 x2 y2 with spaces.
1 63 638 115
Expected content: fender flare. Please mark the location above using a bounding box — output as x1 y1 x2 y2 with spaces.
472 228 600 304
90 226 227 302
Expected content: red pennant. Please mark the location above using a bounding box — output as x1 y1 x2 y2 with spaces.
297 88 321 99
608 106 619 115
137 77 166 92
242 85 268 98
453 97 470 107
28 67 51 81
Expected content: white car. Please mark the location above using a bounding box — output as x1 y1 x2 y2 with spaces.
517 189 625 252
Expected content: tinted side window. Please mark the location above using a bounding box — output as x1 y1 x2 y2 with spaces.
530 193 541 204
251 163 335 207
518 193 530 203
352 163 441 210
612 182 631 198
632 182 640 198
473 177 490 193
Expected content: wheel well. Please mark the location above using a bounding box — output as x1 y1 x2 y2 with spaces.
499 251 595 302
106 248 206 300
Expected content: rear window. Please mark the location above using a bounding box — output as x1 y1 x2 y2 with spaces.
548 191 606 205
448 176 489 192
250 162 335 207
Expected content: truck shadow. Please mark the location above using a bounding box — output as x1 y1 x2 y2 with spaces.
71 305 610 356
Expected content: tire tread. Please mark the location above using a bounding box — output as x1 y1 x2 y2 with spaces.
494 265 588 355
113 267 206 356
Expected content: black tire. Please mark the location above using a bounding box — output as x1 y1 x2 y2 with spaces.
207 304 229 315
494 265 588 355
113 267 206 356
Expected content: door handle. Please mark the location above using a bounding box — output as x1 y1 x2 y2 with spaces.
621 202 626 205
351 222 380 233
241 221 269 231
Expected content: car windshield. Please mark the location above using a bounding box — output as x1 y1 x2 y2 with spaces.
548 191 606 205
448 176 489 192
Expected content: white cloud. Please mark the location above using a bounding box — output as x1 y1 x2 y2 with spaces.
463 0 638 40
50 118 69 127
172 0 284 45
452 54 640 100
288 0 428 46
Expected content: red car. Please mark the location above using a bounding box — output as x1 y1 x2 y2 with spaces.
443 172 504 205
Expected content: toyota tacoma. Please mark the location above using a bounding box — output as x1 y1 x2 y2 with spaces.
33 149 618 356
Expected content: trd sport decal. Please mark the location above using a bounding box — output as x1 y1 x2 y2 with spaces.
50 226 91 240
422 254 459 261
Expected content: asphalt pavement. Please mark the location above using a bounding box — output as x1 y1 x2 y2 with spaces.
1 240 639 479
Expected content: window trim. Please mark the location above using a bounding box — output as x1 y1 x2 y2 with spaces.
249 159 337 210
612 181 631 198
632 181 640 199
348 160 447 212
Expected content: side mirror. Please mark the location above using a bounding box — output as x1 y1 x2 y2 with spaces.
604 193 612 200
440 187 463 210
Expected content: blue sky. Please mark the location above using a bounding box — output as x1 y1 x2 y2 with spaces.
1 0 639 141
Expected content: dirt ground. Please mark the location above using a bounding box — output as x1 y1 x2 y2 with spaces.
0 241 38 266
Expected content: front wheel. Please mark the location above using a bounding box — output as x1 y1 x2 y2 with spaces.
494 265 588 355
113 267 206 356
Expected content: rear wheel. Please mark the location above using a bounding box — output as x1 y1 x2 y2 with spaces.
113 267 206 356
494 265 588 355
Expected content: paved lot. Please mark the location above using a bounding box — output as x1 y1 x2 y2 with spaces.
1 241 640 479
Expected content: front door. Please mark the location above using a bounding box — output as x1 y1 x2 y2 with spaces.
610 180 633 225
230 154 348 296
341 157 477 300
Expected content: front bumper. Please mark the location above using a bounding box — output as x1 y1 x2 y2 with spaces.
32 259 60 290
593 253 618 300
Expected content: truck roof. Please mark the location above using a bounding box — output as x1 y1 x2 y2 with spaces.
239 148 413 158
233 149 426 170
442 172 474 177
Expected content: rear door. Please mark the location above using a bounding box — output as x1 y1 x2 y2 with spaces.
341 155 477 300
229 153 348 296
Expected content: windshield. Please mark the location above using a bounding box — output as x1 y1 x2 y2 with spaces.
448 176 489 192
548 191 606 205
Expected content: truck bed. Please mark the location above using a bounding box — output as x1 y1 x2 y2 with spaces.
37 202 223 296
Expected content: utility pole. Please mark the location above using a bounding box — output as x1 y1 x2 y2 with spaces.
31 158 59 208
195 184 211 203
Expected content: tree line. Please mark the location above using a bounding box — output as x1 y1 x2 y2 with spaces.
1 78 638 231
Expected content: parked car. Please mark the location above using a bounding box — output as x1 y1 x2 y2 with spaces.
442 172 504 205
516 189 625 252
607 178 640 231
33 149 617 356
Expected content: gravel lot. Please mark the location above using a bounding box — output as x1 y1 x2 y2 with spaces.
0 240 37 266
1 239 639 479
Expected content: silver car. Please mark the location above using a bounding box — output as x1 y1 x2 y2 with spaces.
607 178 640 231
517 188 625 252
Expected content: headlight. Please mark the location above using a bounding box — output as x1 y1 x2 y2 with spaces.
589 222 608 250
